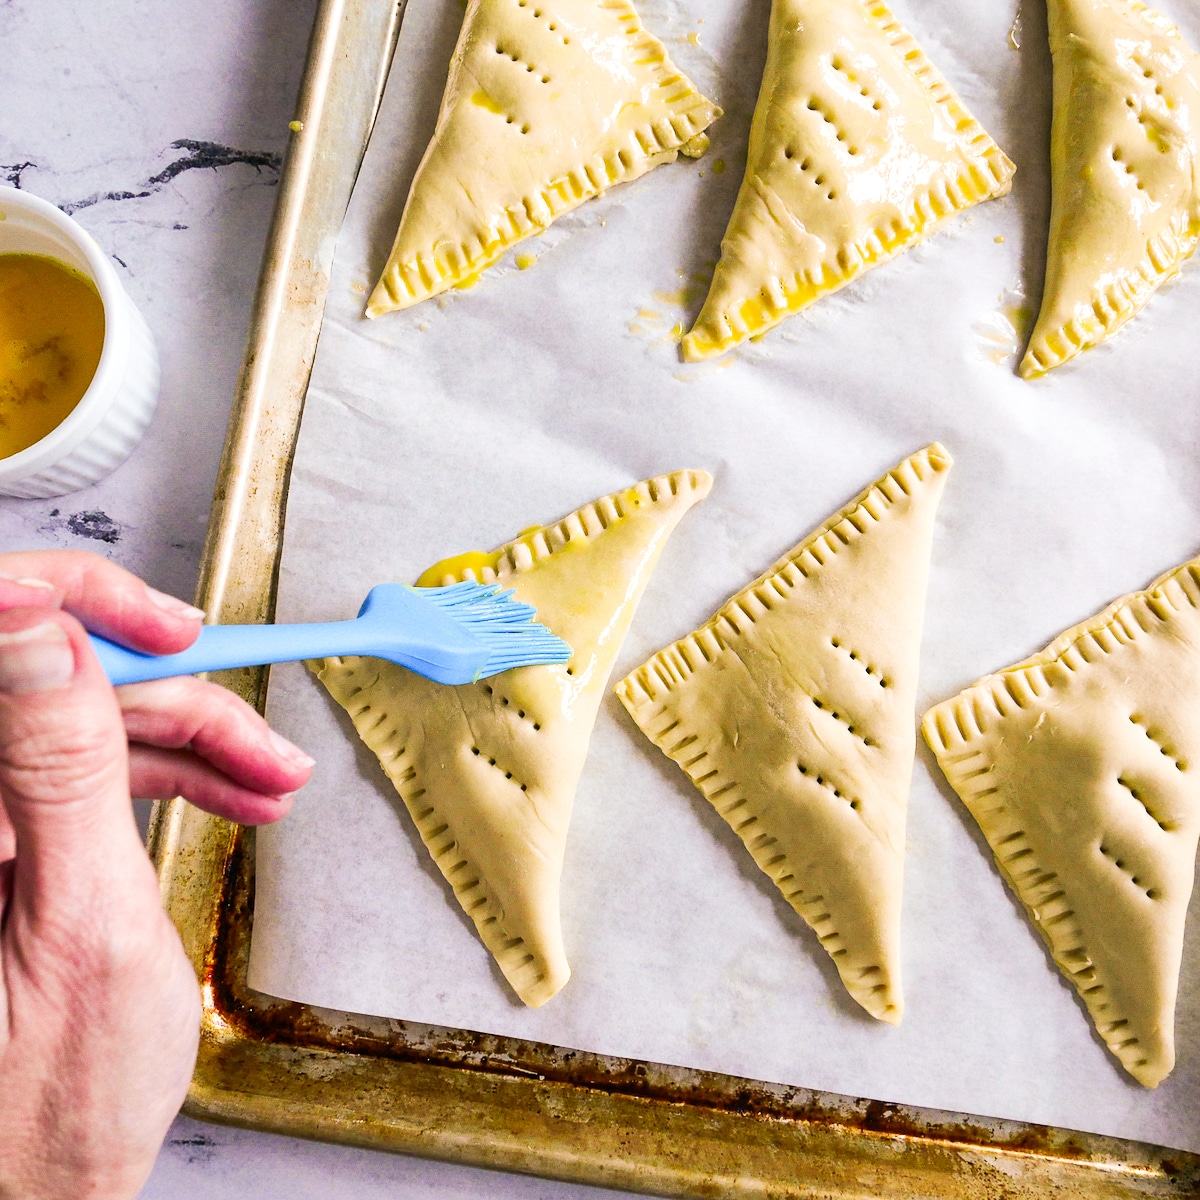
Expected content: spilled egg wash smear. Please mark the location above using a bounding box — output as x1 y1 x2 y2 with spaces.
0 254 105 459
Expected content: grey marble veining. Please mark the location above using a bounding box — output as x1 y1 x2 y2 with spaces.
3 0 642 1195
0 0 303 599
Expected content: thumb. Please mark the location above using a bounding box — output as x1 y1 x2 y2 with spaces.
0 608 144 918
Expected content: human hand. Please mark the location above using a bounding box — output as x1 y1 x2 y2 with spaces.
0 551 315 821
0 552 314 1198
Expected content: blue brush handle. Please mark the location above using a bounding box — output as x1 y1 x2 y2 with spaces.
90 619 406 686
88 584 566 687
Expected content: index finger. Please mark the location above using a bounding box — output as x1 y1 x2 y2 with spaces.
0 550 204 655
0 573 60 613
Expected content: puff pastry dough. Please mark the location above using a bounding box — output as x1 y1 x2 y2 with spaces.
1021 0 1200 377
681 0 1014 361
923 559 1200 1086
366 0 721 316
313 470 711 1006
617 445 952 1021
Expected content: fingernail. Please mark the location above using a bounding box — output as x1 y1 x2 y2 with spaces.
268 729 316 770
0 623 75 694
145 586 206 622
0 572 55 592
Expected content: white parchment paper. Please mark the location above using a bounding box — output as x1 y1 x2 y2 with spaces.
248 0 1200 1151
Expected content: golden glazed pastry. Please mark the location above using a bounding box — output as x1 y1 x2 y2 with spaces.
923 560 1200 1086
366 0 721 316
617 445 952 1021
1021 0 1200 377
313 471 711 1006
681 0 1014 361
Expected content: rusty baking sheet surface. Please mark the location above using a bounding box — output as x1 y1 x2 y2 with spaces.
160 812 1200 1197
149 0 1200 1192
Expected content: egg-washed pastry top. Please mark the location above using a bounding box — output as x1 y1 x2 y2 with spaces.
681 0 1014 361
617 445 952 1022
924 558 1200 1087
366 0 721 317
1021 0 1200 378
313 470 711 1007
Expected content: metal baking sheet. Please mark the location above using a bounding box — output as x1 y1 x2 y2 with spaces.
153 0 1200 1191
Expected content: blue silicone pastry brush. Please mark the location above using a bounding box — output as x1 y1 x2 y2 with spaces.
89 582 572 687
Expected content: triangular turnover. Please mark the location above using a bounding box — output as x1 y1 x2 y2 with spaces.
313 471 711 1006
924 559 1200 1087
617 445 952 1021
367 0 721 316
681 0 1013 361
1021 0 1200 377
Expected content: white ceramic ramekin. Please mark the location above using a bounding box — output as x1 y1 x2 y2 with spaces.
0 186 160 499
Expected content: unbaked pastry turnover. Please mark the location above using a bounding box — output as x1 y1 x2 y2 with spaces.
681 0 1014 361
1021 0 1200 378
312 470 711 1006
616 445 952 1021
366 0 721 316
923 560 1200 1086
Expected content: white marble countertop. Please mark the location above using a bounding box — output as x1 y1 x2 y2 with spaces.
2 1 641 1194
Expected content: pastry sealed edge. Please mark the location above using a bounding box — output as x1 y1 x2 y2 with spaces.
368 0 722 316
681 0 1015 361
617 443 953 1022
313 468 713 1007
1020 0 1200 377
922 557 1200 1086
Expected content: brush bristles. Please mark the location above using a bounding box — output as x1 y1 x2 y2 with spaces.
417 583 572 676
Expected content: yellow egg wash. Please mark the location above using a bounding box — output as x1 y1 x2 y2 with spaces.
415 525 554 586
469 90 505 115
0 254 104 459
416 549 504 586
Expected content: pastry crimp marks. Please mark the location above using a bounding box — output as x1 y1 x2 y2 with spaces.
924 560 1200 1087
367 0 721 316
681 0 1015 361
322 654 575 1003
619 445 953 1022
1021 0 1200 376
315 470 711 1007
